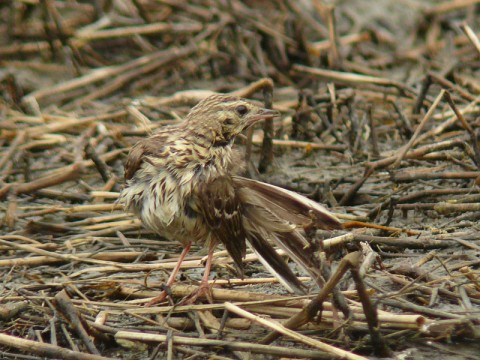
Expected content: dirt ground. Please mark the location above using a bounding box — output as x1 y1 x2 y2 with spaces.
1 0 480 359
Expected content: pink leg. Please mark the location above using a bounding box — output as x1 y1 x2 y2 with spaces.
146 242 192 307
201 246 214 284
179 245 215 305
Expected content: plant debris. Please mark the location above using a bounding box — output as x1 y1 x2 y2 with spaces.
1 0 480 359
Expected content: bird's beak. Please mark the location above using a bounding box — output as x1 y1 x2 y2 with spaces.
245 108 280 128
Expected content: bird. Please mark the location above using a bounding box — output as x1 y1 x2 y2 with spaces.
118 94 342 305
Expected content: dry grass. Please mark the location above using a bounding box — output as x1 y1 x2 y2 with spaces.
1 0 480 359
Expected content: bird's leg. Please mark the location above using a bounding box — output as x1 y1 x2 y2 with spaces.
179 244 215 305
146 242 192 307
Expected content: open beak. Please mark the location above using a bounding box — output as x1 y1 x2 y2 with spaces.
245 108 280 128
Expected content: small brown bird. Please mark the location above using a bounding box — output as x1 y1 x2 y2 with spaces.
119 94 342 305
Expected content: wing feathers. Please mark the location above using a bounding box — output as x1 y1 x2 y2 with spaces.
196 175 341 294
233 176 342 230
195 176 246 276
124 133 170 181
236 176 341 293
245 228 306 294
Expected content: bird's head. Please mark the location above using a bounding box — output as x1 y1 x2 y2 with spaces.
185 94 279 147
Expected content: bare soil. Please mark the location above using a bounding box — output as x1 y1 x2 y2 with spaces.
1 1 479 359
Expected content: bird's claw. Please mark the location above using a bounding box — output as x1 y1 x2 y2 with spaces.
178 282 213 305
145 281 177 306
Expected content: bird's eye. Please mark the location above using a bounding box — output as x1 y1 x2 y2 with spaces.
224 118 234 125
235 105 249 116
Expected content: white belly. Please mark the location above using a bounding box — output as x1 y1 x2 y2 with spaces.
119 171 209 246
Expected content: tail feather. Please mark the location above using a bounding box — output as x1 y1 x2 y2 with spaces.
235 176 341 292
274 230 323 281
245 227 306 294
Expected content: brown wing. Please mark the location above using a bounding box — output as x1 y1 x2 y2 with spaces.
195 175 247 276
234 176 343 293
124 133 169 181
233 176 342 230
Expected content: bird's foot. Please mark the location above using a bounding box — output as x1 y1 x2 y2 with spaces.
145 286 172 307
178 282 213 305
145 292 167 307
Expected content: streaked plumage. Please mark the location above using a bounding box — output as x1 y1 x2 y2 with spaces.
119 94 342 300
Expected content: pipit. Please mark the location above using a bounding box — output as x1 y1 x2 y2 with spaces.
119 94 342 305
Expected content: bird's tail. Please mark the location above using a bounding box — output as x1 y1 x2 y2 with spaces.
235 176 342 294
245 226 307 294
